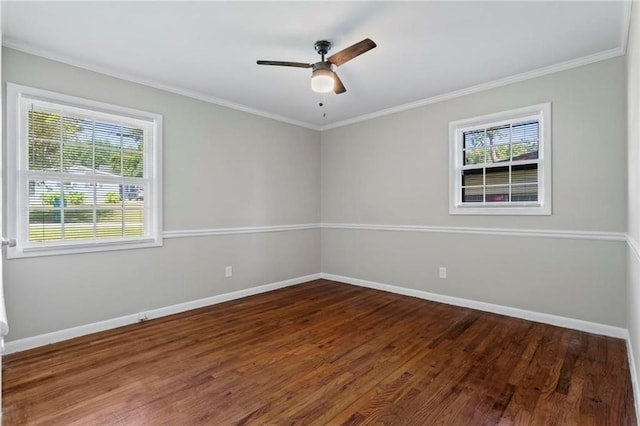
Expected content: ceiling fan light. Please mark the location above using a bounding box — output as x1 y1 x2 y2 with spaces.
311 69 334 93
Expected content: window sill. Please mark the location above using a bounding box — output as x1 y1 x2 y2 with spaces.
449 204 551 216
7 237 163 259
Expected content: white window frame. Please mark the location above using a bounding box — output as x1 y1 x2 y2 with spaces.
6 83 163 258
449 103 552 216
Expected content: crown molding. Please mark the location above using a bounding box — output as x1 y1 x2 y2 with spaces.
2 39 322 131
621 0 633 55
319 47 625 131
3 39 625 133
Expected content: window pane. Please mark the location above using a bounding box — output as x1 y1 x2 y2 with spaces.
63 208 95 240
123 185 144 202
511 121 538 143
95 208 123 239
96 182 121 239
485 185 510 203
511 121 539 161
62 116 90 144
512 164 538 184
486 125 510 145
485 166 509 185
124 209 145 237
463 129 486 165
29 138 61 172
462 186 483 203
486 145 511 163
29 110 62 171
123 148 143 178
29 110 61 142
63 142 94 174
512 184 538 201
463 129 485 149
96 183 122 205
122 124 144 178
94 120 122 175
95 145 121 175
29 180 62 242
464 148 485 165
462 169 483 187
511 142 539 161
484 125 510 164
94 120 122 147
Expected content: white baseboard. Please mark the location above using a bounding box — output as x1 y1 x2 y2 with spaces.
3 271 628 349
3 273 321 355
625 331 640 421
320 273 627 339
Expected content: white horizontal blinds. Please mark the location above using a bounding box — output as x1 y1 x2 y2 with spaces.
25 100 147 245
461 119 539 204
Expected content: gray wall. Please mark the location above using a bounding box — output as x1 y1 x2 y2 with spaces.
322 57 627 326
2 48 321 341
1 46 630 342
627 1 640 406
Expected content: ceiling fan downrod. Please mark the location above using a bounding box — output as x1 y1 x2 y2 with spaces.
314 40 332 61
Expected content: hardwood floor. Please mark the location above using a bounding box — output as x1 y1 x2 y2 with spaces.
2 279 636 425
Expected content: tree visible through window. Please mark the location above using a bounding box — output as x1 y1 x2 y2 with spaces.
461 121 539 203
28 108 146 242
449 103 551 215
7 83 163 258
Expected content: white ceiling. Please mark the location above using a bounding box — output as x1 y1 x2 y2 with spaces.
2 1 631 130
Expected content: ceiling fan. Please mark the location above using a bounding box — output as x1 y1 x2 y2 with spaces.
257 38 376 94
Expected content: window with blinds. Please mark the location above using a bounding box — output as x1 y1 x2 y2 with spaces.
449 103 551 215
7 83 163 258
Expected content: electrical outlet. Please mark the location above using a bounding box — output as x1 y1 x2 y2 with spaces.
225 266 233 278
138 312 149 322
439 267 447 279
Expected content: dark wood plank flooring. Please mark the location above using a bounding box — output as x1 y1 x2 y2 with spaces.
2 279 636 425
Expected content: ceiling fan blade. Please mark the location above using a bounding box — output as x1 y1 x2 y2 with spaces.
328 38 376 67
256 60 312 68
333 72 346 94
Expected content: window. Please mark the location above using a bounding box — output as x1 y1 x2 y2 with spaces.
449 103 551 215
6 83 163 258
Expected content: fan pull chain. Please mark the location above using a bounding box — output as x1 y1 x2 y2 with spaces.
319 94 327 118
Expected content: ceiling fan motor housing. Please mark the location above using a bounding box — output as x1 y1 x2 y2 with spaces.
314 40 332 57
312 61 332 72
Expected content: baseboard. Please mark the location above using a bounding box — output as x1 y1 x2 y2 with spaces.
320 273 627 339
3 271 627 349
625 331 640 420
3 273 321 354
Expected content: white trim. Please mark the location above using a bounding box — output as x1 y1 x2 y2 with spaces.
2 41 623 133
449 103 552 216
161 223 625 241
163 223 320 239
628 236 640 262
621 0 633 55
3 273 321 354
321 273 627 339
625 331 640 422
2 40 321 132
322 223 626 242
626 238 640 417
320 48 624 131
6 82 164 259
